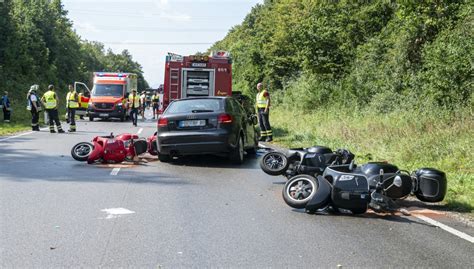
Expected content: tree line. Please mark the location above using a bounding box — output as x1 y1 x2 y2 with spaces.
0 0 149 104
210 0 473 112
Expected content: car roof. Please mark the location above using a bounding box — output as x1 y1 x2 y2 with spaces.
173 96 232 101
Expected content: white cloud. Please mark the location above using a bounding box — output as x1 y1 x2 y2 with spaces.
74 21 100 33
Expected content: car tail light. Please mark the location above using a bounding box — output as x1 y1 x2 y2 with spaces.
158 117 168 127
218 113 232 124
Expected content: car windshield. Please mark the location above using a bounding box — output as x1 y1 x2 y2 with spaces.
166 99 224 114
92 84 124 97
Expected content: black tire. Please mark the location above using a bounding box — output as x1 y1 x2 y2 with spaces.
158 153 171 162
260 151 289 176
229 136 244 164
120 114 125 122
282 175 318 209
351 208 367 215
71 142 94 162
89 116 94 122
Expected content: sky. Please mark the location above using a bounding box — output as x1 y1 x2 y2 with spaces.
62 0 263 88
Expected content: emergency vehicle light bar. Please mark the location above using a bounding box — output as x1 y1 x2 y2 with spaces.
95 73 130 78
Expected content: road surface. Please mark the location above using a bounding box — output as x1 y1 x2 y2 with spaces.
1 113 473 268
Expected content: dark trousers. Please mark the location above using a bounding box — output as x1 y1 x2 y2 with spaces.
3 107 10 122
130 108 138 126
68 108 76 131
31 110 39 130
258 108 272 139
46 109 63 132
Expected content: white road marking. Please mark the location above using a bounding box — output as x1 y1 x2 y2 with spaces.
0 127 51 142
110 168 121 176
414 214 474 244
101 208 135 219
137 128 143 134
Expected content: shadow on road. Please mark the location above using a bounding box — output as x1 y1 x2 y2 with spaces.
0 142 186 185
167 153 260 170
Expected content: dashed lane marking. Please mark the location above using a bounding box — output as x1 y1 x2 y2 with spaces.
137 128 143 134
110 168 121 176
414 214 474 244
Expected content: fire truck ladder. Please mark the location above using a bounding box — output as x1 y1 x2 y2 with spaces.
169 68 180 101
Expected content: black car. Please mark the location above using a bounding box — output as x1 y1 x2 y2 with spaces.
156 96 259 164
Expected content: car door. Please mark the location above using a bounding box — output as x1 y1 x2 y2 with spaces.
230 98 254 148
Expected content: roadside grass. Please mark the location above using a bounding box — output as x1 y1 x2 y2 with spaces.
271 106 474 213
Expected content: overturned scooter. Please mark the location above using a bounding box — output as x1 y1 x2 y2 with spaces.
282 161 447 214
71 133 151 164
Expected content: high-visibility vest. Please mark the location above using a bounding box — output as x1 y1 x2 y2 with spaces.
129 94 140 108
43 90 57 109
256 90 268 109
67 91 79 108
152 95 159 102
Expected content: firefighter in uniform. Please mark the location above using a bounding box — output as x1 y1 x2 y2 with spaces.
41 85 65 133
151 91 160 119
27 85 41 131
256 82 273 142
66 84 79 132
128 89 140 127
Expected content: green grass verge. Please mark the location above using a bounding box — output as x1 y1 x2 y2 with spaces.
270 106 473 213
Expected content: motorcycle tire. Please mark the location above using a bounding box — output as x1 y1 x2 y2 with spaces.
282 175 318 209
71 142 94 162
260 151 289 176
158 153 171 162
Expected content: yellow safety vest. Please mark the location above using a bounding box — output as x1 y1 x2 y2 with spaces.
43 90 57 109
67 91 79 108
129 94 140 108
152 95 159 102
256 90 268 109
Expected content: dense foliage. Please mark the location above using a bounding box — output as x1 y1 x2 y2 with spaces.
211 0 473 111
0 0 149 104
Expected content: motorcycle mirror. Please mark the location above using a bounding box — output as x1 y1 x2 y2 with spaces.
393 175 403 188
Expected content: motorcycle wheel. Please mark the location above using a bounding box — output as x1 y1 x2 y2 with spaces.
282 175 318 209
260 151 289 176
71 142 94 162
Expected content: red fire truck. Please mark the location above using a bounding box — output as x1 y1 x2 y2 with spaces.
162 51 232 110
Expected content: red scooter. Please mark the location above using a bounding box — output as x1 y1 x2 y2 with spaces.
71 133 150 164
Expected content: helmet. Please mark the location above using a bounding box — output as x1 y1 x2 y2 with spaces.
29 85 39 93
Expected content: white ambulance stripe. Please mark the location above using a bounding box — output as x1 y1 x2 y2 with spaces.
415 214 474 244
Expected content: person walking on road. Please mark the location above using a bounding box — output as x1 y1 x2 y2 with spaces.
27 85 42 131
140 91 146 120
1 91 11 123
152 91 160 120
256 82 273 142
66 84 79 132
128 89 140 127
41 85 65 133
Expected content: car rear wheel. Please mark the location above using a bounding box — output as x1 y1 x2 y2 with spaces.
158 153 171 162
89 116 94 122
230 136 244 164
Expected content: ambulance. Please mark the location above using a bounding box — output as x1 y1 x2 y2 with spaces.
87 72 138 121
162 51 232 111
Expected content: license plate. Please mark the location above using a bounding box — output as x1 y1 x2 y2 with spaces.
179 120 206 127
99 113 109 117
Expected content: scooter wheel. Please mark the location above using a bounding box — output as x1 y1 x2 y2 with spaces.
71 142 94 162
282 175 318 209
260 151 289 176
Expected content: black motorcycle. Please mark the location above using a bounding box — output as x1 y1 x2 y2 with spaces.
259 146 354 179
282 161 447 214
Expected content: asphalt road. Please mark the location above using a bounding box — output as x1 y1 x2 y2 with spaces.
1 112 473 268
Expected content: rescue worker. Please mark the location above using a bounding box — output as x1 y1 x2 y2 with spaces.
128 89 140 127
256 82 273 142
140 91 146 120
41 85 65 133
66 84 79 132
151 91 160 119
27 85 41 131
1 91 11 123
